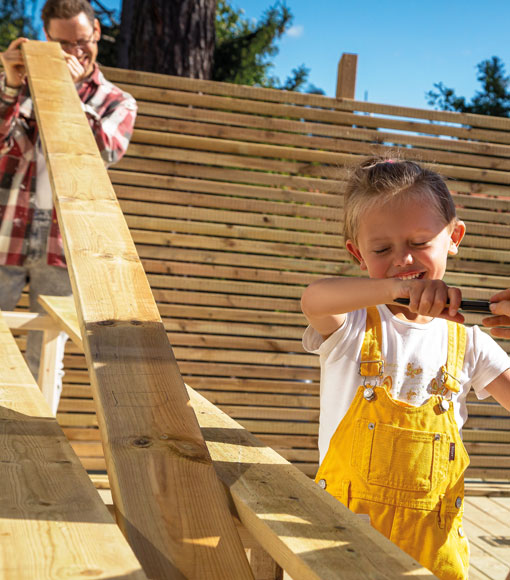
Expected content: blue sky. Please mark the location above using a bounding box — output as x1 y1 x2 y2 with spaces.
34 0 510 110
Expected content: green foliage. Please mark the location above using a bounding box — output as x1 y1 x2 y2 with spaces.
214 0 322 93
0 0 321 93
0 0 37 51
426 56 510 117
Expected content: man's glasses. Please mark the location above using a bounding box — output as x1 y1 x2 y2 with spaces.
47 30 97 52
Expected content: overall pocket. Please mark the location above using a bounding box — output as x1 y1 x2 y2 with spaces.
351 418 450 492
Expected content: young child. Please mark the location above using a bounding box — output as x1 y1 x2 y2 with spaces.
301 157 510 580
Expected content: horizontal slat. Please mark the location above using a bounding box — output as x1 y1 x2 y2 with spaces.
102 66 510 131
134 114 510 162
121 85 510 146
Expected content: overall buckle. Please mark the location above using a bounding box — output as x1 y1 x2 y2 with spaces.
359 359 384 377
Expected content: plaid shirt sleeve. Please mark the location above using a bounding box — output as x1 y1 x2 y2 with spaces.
80 70 137 167
0 75 34 158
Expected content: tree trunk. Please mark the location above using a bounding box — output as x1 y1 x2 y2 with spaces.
117 0 216 79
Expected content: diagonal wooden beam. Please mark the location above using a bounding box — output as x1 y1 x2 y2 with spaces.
0 310 147 579
40 294 436 579
22 40 253 580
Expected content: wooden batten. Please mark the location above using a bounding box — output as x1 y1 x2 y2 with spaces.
36 296 435 578
0 311 146 579
22 41 252 579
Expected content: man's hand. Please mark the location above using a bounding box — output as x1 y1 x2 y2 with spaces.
483 289 510 338
63 52 86 83
0 37 28 88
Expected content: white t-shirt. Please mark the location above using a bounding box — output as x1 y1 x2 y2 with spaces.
303 305 510 464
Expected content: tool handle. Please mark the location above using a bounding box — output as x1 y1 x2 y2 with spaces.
393 297 492 314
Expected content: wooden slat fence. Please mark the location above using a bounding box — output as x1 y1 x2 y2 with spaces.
25 63 510 482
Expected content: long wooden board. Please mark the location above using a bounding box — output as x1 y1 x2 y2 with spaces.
37 296 436 578
22 40 252 580
0 311 146 579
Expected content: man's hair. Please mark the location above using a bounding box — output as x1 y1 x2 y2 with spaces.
42 0 95 31
343 156 457 244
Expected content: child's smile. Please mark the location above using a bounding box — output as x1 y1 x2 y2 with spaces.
395 271 426 281
345 192 465 320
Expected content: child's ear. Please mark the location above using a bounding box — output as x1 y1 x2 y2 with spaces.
448 220 466 256
346 240 367 270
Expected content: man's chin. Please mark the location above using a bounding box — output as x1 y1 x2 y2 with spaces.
79 59 94 79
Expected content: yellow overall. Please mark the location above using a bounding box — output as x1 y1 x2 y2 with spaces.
315 307 470 580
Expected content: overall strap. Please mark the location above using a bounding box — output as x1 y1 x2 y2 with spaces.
441 320 467 395
360 307 467 394
359 306 384 378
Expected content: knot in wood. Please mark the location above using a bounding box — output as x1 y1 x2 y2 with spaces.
166 438 209 463
97 319 115 326
132 437 153 448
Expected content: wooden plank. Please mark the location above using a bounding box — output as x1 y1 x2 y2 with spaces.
120 198 341 233
101 65 510 131
41 264 435 578
134 111 510 160
114 79 510 136
463 499 510 571
187 386 435 579
23 41 252 580
39 295 83 349
130 228 344 261
129 124 510 174
111 159 346 194
0 311 146 579
122 129 510 186
461 513 509 580
1 312 58 331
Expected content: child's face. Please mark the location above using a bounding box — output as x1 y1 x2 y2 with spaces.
346 194 465 281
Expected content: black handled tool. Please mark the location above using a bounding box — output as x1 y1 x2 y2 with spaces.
394 297 492 314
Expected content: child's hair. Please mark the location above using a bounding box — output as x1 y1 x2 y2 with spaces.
42 0 95 30
344 156 457 244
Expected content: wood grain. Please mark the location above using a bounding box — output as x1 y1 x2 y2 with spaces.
0 311 146 579
22 40 252 580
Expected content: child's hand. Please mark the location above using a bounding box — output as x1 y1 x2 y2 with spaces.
482 289 510 338
396 279 464 322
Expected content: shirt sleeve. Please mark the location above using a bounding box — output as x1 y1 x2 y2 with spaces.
83 90 137 167
0 73 22 155
466 325 510 399
302 309 365 358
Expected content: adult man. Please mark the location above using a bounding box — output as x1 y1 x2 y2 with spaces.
0 0 137 410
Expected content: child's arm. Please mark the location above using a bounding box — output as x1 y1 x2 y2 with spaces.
485 369 510 411
483 289 510 338
301 276 463 338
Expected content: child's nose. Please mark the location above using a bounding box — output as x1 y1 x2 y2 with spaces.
394 250 414 267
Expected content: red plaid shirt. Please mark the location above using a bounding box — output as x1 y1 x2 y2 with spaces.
0 64 137 267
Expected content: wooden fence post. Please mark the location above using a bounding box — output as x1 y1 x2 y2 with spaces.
336 53 358 99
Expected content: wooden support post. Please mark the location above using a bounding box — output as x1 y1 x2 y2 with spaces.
248 547 284 580
2 311 68 416
22 41 253 580
336 53 358 99
37 326 62 414
39 295 83 350
0 311 146 579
